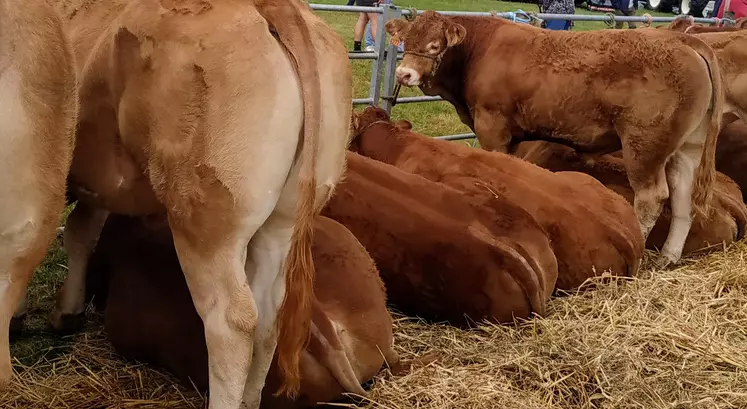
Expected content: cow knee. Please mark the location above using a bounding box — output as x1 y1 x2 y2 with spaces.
227 285 258 335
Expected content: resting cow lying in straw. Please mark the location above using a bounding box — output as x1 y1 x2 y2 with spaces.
350 106 642 291
715 120 747 203
513 141 747 255
42 0 352 407
0 0 78 389
386 10 724 269
322 151 558 326
84 213 398 408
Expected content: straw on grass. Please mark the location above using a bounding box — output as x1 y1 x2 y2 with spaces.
5 242 747 409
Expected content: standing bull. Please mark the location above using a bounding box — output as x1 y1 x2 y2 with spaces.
386 11 724 268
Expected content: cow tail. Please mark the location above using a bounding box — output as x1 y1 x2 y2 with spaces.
690 37 724 218
254 0 321 398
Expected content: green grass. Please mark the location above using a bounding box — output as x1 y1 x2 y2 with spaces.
11 0 674 382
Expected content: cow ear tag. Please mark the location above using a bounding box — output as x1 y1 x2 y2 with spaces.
390 33 402 47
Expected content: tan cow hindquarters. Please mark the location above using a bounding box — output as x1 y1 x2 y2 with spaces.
514 141 747 256
84 214 394 408
0 0 78 390
52 0 352 408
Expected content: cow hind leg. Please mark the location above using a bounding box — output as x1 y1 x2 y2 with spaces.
49 203 109 333
0 207 60 388
623 142 670 241
657 131 708 268
240 208 293 409
169 207 269 409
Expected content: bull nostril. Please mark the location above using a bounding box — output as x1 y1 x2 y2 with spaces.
396 71 412 84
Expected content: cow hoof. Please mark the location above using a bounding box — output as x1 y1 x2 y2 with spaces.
9 315 26 335
654 253 678 269
49 311 86 334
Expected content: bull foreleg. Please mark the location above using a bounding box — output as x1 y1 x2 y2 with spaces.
50 203 109 333
474 108 512 153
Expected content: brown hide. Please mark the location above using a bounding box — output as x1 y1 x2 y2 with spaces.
321 152 558 326
84 214 395 408
514 141 747 254
351 107 643 291
716 120 747 202
662 16 747 33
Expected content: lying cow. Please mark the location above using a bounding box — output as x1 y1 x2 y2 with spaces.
0 0 78 389
48 0 352 406
386 10 724 268
84 213 397 408
513 141 747 255
715 120 747 203
350 106 643 291
322 151 559 326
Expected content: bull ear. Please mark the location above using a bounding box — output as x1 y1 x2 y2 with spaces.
386 19 410 38
394 119 413 130
445 22 466 47
349 110 361 139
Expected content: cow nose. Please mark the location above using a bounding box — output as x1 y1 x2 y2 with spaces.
396 70 411 85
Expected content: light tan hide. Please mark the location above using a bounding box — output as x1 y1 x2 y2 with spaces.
41 0 353 408
0 0 78 391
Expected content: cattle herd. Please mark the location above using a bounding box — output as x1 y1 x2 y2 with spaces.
1 0 747 408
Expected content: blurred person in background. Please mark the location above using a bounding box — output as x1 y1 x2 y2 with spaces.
352 0 379 52
538 0 575 30
610 0 638 28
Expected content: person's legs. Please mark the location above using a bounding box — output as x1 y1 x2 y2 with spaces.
365 21 375 49
367 12 378 41
353 12 369 51
347 0 355 5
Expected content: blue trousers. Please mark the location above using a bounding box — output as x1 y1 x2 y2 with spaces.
545 19 572 30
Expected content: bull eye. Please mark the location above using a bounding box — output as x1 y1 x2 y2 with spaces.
426 41 440 54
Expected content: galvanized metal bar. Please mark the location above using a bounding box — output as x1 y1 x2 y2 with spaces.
392 95 444 103
309 4 384 13
353 98 375 105
435 133 477 141
348 52 378 60
380 6 403 114
366 5 392 107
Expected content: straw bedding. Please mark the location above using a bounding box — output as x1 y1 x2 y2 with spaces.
4 242 747 409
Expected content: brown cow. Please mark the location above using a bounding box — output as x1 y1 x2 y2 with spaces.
656 18 747 128
661 15 747 33
44 0 352 407
513 141 747 255
715 120 747 202
386 11 724 268
0 0 78 389
83 213 397 408
322 151 560 326
350 106 643 291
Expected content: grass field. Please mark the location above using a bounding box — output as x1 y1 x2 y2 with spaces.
6 2 747 409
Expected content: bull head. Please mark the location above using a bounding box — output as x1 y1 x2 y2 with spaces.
385 10 466 87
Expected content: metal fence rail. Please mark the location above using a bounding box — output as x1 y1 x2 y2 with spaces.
309 3 732 141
